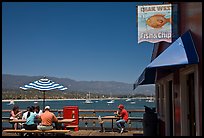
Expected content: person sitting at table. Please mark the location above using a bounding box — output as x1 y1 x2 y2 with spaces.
34 105 43 116
22 106 31 120
21 106 32 128
115 104 129 133
10 105 22 130
23 106 38 130
33 105 43 125
37 106 58 131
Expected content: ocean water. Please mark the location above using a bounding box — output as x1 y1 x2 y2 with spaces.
2 98 156 128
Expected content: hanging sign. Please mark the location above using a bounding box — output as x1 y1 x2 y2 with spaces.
138 4 172 44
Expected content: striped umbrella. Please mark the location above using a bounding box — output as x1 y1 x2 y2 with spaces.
20 77 67 110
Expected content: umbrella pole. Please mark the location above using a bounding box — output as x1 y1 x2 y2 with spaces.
43 91 45 112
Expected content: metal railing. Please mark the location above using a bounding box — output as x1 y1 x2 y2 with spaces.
2 109 144 131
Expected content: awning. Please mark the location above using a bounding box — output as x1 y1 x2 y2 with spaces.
133 30 199 90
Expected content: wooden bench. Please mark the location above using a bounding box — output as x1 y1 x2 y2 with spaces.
66 125 79 131
3 129 71 136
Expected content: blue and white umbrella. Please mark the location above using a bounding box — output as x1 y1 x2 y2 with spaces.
20 77 67 110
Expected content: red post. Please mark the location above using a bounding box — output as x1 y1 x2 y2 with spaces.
63 106 79 131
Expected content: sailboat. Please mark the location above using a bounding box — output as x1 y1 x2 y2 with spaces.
146 95 155 102
138 96 142 101
126 97 135 104
125 98 131 102
84 92 93 104
7 100 15 105
107 92 114 104
84 99 93 104
130 101 136 104
34 101 38 104
107 99 114 104
146 98 154 102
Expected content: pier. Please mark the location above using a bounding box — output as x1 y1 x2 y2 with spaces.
2 109 144 136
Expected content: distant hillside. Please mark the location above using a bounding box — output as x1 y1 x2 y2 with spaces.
2 74 155 95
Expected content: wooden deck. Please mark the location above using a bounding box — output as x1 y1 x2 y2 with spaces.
2 129 143 136
69 130 143 136
2 109 144 136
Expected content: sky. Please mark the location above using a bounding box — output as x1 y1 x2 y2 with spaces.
2 2 162 84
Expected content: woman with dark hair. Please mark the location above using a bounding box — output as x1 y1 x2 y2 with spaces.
10 105 22 130
23 106 38 130
34 105 43 116
22 107 31 120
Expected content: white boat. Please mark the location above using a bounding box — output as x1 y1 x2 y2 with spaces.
7 100 14 105
107 100 114 104
130 101 136 104
84 99 93 104
125 98 131 102
146 96 155 102
146 99 155 102
84 92 93 104
107 92 114 104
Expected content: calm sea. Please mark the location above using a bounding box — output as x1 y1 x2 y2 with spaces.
2 98 156 128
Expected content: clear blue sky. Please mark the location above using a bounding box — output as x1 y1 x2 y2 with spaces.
2 2 162 84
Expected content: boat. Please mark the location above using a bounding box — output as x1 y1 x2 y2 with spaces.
146 95 155 102
125 98 132 102
84 99 94 104
107 92 114 104
7 100 15 105
107 100 115 104
130 101 136 104
146 99 155 102
84 92 93 104
138 97 142 101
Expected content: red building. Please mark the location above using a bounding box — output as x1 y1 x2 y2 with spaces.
134 2 202 136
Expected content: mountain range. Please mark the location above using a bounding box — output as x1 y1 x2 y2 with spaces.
2 74 155 95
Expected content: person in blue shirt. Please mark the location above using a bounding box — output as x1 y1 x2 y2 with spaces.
23 106 38 130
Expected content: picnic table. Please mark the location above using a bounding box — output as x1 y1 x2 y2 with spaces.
9 118 76 129
100 116 120 132
9 118 75 124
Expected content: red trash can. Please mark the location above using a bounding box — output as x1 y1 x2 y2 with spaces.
63 106 79 131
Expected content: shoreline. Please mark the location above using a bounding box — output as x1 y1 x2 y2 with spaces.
2 98 88 102
2 97 148 102
2 98 122 102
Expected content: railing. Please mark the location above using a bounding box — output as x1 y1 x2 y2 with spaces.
2 109 144 131
78 109 144 131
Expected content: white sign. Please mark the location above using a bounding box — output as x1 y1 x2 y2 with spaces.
138 4 172 43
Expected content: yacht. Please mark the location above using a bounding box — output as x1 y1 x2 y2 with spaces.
107 99 115 104
146 95 155 102
7 100 14 105
130 101 136 104
125 98 132 102
84 99 93 104
84 92 93 104
146 98 155 102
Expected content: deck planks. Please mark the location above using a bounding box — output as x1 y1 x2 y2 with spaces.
2 129 143 136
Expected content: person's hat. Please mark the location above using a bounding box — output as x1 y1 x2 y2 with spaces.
118 104 124 109
45 106 50 110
